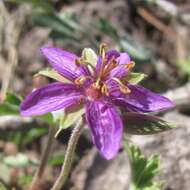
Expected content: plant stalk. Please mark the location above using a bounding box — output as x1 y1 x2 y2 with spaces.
29 125 56 190
51 118 84 190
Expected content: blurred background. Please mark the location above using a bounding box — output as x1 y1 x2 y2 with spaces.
0 0 190 190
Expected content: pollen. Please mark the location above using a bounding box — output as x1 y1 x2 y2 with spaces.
125 61 136 70
92 79 101 89
75 58 84 66
112 77 131 94
119 85 131 94
74 76 87 85
101 84 109 96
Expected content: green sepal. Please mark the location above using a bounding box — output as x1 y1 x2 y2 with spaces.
52 107 85 131
124 72 147 84
82 48 98 67
123 112 176 135
37 68 70 83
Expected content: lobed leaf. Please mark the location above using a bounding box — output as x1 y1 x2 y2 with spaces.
124 141 163 190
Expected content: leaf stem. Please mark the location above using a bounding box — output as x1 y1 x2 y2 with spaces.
29 125 56 190
51 118 84 190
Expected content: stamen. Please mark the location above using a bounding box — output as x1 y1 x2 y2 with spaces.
112 77 131 94
74 76 87 85
125 61 136 70
102 58 118 76
120 85 131 94
75 58 83 66
101 84 109 96
92 79 101 89
99 43 107 59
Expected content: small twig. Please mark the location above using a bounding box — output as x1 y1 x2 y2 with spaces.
0 3 29 101
29 125 56 190
51 118 84 190
137 7 176 38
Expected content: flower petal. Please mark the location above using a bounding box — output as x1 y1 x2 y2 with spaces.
115 85 175 113
109 65 129 78
106 50 120 61
109 52 131 79
85 101 123 160
95 50 120 75
117 52 130 65
41 47 89 81
20 82 83 116
105 79 122 97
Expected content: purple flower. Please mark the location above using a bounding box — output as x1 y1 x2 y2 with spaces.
20 45 174 160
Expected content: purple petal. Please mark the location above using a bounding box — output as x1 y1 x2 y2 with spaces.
115 85 175 113
95 56 102 75
41 47 90 81
85 101 123 160
109 64 129 79
109 52 131 78
20 82 83 116
95 50 120 74
105 79 121 97
106 50 120 61
117 52 131 65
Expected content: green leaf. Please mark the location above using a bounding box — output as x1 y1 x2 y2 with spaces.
0 162 11 183
33 13 78 42
97 18 119 40
0 182 7 190
123 112 176 135
37 113 54 124
48 154 64 166
18 174 33 189
124 141 162 190
124 72 147 84
119 36 151 62
37 69 70 83
5 92 21 106
0 92 21 116
177 57 190 77
4 153 30 168
0 103 19 116
23 128 48 145
7 0 55 13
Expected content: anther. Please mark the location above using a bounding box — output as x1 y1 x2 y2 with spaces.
101 84 109 96
112 77 131 94
75 58 84 66
74 76 87 85
119 86 131 94
125 61 136 70
99 43 107 59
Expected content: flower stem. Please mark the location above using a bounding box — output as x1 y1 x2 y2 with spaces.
51 118 84 190
29 125 56 190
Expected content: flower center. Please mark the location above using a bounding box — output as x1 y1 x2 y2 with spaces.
85 85 101 101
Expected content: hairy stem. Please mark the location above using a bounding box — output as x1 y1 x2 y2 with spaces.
51 118 84 190
29 125 56 190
